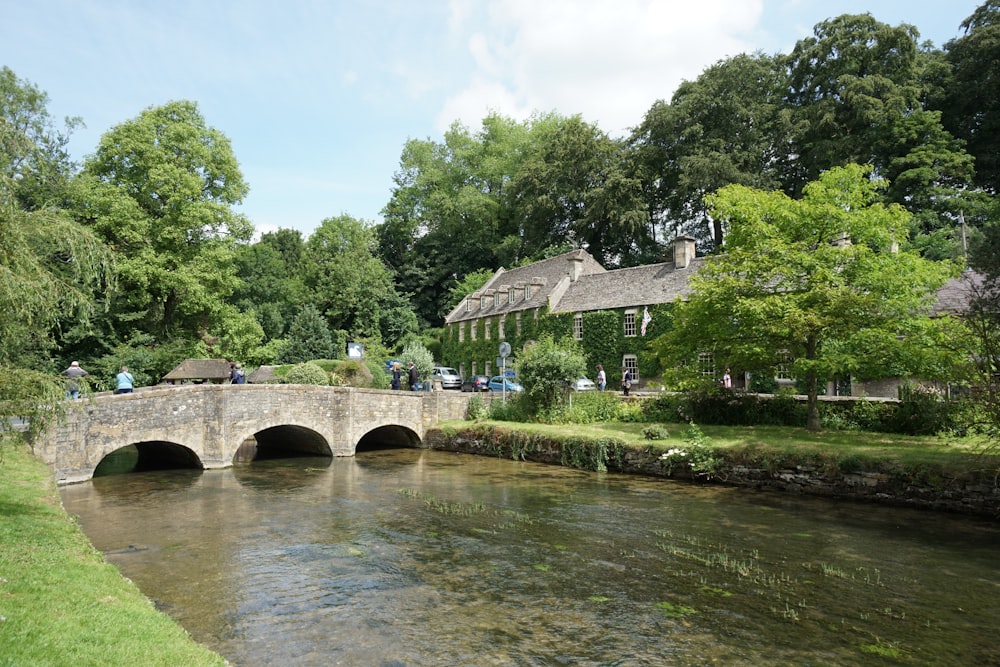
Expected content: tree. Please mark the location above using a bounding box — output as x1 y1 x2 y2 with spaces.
0 69 113 438
783 14 977 247
281 305 334 363
0 66 81 210
399 340 434 387
628 53 792 250
966 199 1000 440
941 2 1000 193
71 100 253 350
657 165 956 430
305 214 416 346
516 335 588 415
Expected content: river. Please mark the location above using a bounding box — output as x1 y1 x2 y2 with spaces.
59 448 1000 666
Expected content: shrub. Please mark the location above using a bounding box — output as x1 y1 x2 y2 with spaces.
283 362 329 386
466 394 488 420
642 424 670 440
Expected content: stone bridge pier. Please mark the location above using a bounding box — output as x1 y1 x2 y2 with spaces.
35 384 473 484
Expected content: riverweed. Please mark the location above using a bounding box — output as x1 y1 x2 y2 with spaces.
655 600 698 618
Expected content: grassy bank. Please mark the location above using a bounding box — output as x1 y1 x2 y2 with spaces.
0 440 227 667
443 419 993 465
437 420 1000 506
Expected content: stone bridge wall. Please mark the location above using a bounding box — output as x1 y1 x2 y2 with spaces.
36 385 472 484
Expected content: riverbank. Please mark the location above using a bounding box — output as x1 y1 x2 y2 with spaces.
0 440 228 666
427 420 1000 517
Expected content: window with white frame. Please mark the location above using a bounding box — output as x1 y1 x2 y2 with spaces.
698 351 716 377
484 317 491 340
499 315 505 340
515 312 522 337
465 298 472 312
525 284 532 300
472 362 477 376
460 363 465 378
573 313 583 340
471 321 477 341
459 322 465 342
494 292 501 307
776 350 794 379
624 310 637 337
622 355 638 383
485 360 491 377
508 289 515 304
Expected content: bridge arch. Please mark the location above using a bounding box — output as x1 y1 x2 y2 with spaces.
93 441 204 477
38 384 474 483
356 424 422 451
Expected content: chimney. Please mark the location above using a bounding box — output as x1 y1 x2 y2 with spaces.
568 254 584 282
673 235 696 269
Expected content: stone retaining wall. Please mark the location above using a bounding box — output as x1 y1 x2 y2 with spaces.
424 427 1000 518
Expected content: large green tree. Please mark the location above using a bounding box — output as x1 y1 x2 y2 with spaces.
0 69 113 436
941 1 1000 193
657 165 957 430
70 101 252 361
306 214 416 346
628 53 793 251
784 14 977 251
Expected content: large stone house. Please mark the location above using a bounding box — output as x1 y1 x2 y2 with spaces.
442 236 980 398
442 237 702 388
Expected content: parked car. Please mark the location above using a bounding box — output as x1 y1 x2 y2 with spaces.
570 377 597 391
461 375 491 392
431 366 462 390
489 376 524 393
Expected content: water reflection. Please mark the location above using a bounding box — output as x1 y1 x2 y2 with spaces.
60 449 1000 666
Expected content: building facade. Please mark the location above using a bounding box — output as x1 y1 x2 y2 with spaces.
441 237 701 389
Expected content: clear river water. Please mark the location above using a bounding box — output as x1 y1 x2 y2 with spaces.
59 448 1000 666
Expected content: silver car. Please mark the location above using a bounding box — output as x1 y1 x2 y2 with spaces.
431 366 462 390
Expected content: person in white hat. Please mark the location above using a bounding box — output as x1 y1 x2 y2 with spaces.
61 361 89 399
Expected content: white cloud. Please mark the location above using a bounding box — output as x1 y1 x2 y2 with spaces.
442 0 764 136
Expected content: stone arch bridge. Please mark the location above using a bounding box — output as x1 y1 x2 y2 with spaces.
36 384 473 484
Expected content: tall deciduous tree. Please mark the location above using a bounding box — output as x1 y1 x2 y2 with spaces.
0 69 113 437
657 165 956 430
306 214 416 346
784 14 977 248
629 53 792 251
941 1 1000 193
72 100 252 351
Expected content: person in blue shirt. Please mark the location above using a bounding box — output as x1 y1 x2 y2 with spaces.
115 366 134 394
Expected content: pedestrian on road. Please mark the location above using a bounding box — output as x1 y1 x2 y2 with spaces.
596 364 606 391
408 362 419 391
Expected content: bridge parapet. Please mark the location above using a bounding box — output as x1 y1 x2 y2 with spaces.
36 384 473 484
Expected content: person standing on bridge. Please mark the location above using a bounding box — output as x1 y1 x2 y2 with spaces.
391 362 402 390
408 361 419 391
61 361 89 400
115 366 134 394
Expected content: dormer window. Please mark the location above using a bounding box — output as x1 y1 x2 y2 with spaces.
494 292 501 307
525 284 532 300
508 289 515 304
465 298 472 312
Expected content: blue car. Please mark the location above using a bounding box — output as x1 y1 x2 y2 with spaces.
488 376 523 393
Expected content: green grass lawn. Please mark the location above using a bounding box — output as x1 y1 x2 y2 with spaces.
443 419 998 475
0 440 227 667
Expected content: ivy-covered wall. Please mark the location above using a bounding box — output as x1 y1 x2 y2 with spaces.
440 303 675 382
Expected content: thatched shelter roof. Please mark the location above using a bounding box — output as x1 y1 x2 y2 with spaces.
162 359 233 382
247 365 278 384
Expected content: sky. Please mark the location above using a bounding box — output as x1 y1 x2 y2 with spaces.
2 0 985 239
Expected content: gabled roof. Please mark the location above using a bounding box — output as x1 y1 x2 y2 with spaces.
551 257 706 313
162 359 233 381
445 249 606 324
933 270 984 316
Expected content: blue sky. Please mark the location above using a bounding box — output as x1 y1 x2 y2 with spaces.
2 1 984 238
